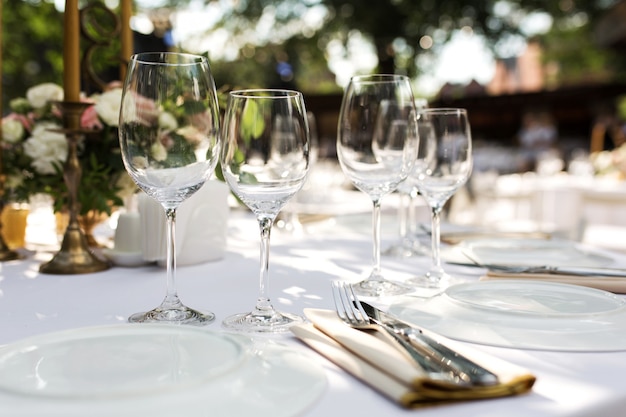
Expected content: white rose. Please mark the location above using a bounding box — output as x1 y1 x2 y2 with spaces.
150 142 167 162
95 88 123 126
114 172 138 199
5 174 24 189
176 125 205 145
23 122 68 175
131 156 149 169
158 112 178 130
2 118 25 143
26 83 64 109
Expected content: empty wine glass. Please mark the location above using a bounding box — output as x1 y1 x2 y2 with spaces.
220 89 310 332
119 52 220 324
337 74 418 297
275 111 319 235
384 98 430 258
407 108 472 290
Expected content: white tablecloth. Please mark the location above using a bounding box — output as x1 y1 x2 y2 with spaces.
2 206 626 417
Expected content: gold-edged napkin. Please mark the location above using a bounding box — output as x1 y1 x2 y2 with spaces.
480 270 626 294
291 308 535 409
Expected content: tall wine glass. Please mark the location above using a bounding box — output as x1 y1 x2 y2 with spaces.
337 74 418 297
384 98 430 258
220 89 310 332
407 108 472 290
119 52 220 324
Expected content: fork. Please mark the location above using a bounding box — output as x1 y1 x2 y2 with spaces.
331 281 469 386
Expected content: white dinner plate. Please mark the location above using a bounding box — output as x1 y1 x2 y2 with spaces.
390 280 626 352
0 324 327 417
0 324 244 399
445 280 626 316
461 238 613 268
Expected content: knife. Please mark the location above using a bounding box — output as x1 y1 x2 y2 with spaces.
468 263 626 277
459 249 626 277
504 265 626 277
359 301 499 386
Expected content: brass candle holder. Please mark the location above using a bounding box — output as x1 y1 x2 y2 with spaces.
39 101 110 274
0 201 22 261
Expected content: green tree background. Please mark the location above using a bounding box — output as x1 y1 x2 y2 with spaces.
2 0 64 110
2 0 625 110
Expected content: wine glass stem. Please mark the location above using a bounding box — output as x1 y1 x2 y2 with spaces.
163 207 182 308
372 199 382 277
398 194 408 239
429 206 444 274
256 216 274 312
408 193 417 236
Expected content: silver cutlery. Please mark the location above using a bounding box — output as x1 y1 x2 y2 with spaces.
461 250 626 277
483 264 626 277
331 281 466 385
357 299 499 386
331 281 498 386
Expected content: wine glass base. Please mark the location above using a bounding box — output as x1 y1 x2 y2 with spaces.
352 278 413 297
129 306 215 326
222 310 304 333
406 272 464 297
382 241 430 258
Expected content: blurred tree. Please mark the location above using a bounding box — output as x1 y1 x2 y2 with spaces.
2 0 64 113
540 12 626 87
1 0 127 112
2 0 624 105
204 0 622 85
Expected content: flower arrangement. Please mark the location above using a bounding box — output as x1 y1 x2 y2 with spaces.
1 82 136 216
120 91 218 171
590 143 626 180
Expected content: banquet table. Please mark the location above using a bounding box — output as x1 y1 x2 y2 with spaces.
470 172 626 248
2 200 626 417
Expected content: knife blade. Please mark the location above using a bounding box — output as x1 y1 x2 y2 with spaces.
359 301 499 386
459 249 626 277
517 265 626 277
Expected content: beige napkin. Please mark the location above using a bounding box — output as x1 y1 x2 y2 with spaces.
291 308 535 409
481 271 626 294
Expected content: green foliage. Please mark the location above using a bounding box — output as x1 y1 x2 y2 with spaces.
240 100 265 140
2 0 64 112
56 150 124 216
540 23 626 86
2 0 128 113
4 0 626 107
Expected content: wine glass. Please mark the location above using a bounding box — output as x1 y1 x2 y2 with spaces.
220 89 310 332
119 52 220 324
384 98 430 258
275 111 319 235
337 74 418 297
407 108 472 290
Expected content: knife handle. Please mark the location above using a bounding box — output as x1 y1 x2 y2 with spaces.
378 326 472 386
402 329 499 386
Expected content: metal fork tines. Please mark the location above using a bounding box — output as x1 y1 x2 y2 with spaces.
331 281 471 386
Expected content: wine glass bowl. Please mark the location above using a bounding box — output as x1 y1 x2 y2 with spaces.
407 108 473 290
118 52 221 324
220 89 310 332
337 74 418 297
